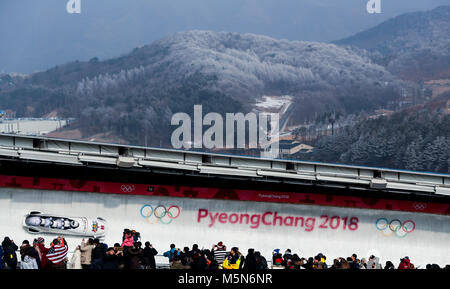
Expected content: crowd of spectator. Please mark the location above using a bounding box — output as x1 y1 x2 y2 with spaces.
1 230 449 270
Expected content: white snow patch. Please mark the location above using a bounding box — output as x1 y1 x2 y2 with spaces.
255 95 292 111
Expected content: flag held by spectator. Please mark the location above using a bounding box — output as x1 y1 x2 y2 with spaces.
47 243 68 264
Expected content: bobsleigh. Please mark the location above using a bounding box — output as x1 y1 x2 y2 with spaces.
23 211 106 238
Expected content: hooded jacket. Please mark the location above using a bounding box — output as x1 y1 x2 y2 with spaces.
142 246 158 269
128 247 143 269
243 252 257 270
92 243 107 261
121 235 134 248
398 258 412 269
222 253 242 269
101 254 119 269
19 255 38 269
2 237 18 269
37 243 50 269
70 248 82 269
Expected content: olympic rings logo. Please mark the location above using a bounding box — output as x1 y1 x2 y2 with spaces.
375 218 415 238
413 203 427 211
121 185 135 193
140 204 181 225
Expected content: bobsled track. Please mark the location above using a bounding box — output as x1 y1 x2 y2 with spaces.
0 134 449 268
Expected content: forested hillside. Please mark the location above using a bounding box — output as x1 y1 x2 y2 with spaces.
303 93 450 173
0 31 402 146
335 6 450 81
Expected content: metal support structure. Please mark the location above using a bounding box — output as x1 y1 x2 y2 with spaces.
0 133 449 197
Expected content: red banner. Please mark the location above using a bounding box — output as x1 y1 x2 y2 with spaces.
0 174 448 215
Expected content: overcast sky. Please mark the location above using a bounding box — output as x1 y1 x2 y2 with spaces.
1 0 448 73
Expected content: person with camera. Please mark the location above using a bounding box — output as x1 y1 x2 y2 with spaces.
190 249 207 270
254 251 268 269
163 243 179 268
222 247 243 269
243 248 257 270
113 243 125 269
212 242 227 268
349 253 360 269
100 247 121 269
2 237 18 269
142 242 158 269
80 238 94 269
179 247 192 269
128 241 144 269
90 238 107 269
398 256 415 269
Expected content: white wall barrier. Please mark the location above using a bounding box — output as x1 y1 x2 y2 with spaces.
1 187 449 268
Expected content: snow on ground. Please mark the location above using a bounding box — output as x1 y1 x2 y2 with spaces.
0 119 69 135
255 95 293 111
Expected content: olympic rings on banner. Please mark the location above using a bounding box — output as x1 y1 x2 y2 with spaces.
154 205 167 218
389 219 402 231
413 202 427 211
375 218 415 238
121 185 135 193
375 218 388 230
402 220 415 233
140 204 181 225
167 205 181 219
140 205 158 224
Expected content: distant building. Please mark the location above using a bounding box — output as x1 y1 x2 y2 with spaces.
270 140 314 157
368 109 394 120
423 79 450 99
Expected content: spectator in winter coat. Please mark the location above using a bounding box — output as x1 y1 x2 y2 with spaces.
0 244 3 270
80 238 94 269
272 249 284 268
180 247 192 269
70 246 82 269
254 251 268 270
142 242 158 269
36 238 50 269
91 239 107 269
170 248 186 269
131 230 140 243
330 258 340 269
243 249 257 270
2 237 18 269
349 253 360 269
20 240 41 269
204 250 219 270
20 240 30 258
222 247 243 270
384 261 395 270
212 242 227 268
128 242 144 269
101 248 120 269
367 255 382 269
191 250 207 270
19 248 38 269
360 258 367 269
163 244 177 264
317 253 328 269
398 257 414 269
287 254 303 269
113 243 125 269
282 249 293 267
121 232 134 248
121 233 133 266
46 237 68 270
31 240 42 269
